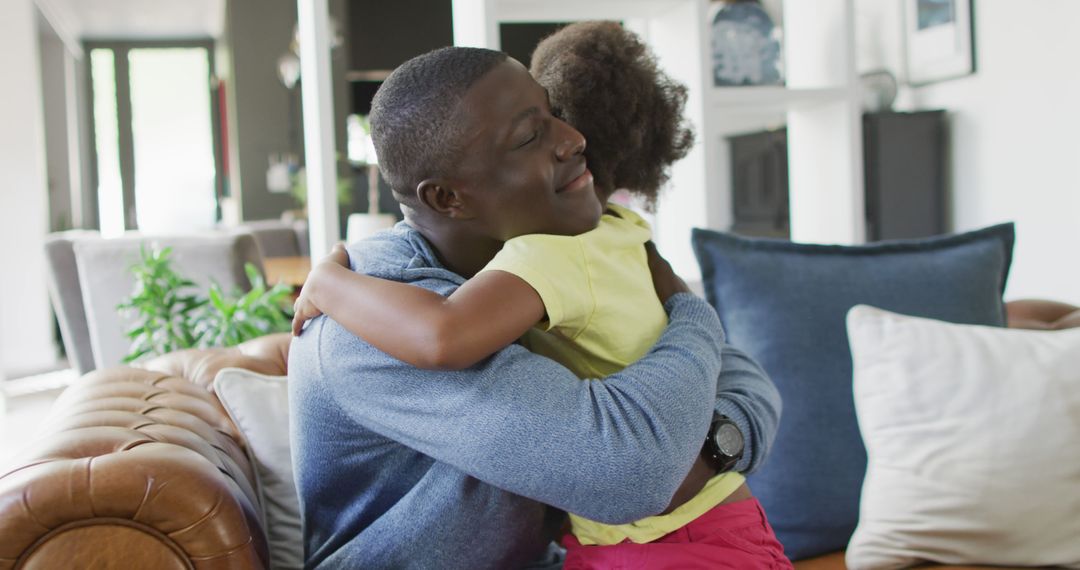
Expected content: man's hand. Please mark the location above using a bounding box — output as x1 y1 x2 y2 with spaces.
291 243 350 336
645 241 690 304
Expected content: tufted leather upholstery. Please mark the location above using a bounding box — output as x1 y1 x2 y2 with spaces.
0 333 290 570
1006 298 1080 331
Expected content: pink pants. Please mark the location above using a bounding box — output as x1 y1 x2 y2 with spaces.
562 498 793 570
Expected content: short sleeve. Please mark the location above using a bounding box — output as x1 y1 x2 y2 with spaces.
605 203 652 235
479 234 594 338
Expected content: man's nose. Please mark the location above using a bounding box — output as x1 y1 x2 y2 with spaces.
554 122 586 161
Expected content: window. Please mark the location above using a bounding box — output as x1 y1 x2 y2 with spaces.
86 41 220 236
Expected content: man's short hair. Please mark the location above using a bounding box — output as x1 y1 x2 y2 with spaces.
370 47 508 207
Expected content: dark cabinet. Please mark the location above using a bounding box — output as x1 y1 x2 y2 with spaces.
729 129 790 239
863 111 946 241
728 110 946 241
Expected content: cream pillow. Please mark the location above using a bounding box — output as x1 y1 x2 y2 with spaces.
214 368 301 570
845 305 1080 570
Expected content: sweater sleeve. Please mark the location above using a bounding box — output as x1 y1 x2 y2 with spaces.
713 341 782 474
311 293 723 524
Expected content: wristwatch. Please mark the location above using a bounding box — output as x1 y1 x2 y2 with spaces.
704 414 744 473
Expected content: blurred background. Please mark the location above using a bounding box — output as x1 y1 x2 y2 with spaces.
2 0 1078 382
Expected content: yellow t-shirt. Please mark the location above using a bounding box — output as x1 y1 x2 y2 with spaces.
479 203 743 546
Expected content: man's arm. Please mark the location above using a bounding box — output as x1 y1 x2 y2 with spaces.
647 239 780 474
714 342 781 474
303 292 722 524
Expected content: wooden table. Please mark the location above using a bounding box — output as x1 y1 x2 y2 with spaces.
264 256 311 288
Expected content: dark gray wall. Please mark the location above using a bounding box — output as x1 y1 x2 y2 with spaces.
222 0 350 223
73 51 95 229
37 11 73 231
347 0 453 71
331 0 351 224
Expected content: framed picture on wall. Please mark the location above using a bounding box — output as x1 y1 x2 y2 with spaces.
904 0 975 85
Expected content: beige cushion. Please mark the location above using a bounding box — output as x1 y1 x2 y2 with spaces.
845 305 1080 569
214 368 300 570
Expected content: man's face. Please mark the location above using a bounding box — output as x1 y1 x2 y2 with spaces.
448 59 603 241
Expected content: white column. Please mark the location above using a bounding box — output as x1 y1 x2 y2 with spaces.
0 0 58 375
452 0 500 49
297 0 340 259
648 0 712 280
784 0 864 244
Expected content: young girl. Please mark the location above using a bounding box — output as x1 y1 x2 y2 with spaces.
293 22 789 569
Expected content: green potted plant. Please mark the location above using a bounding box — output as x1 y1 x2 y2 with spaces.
118 246 294 362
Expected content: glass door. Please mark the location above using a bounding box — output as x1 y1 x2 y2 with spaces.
87 41 220 236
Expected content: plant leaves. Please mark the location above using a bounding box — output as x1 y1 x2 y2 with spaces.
119 245 294 360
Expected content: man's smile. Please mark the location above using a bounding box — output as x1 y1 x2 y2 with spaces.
557 167 593 194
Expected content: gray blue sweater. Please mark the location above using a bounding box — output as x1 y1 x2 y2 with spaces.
289 223 781 569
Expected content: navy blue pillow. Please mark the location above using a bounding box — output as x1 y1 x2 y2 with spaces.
691 224 1014 560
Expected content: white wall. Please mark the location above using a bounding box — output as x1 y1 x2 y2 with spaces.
0 0 59 376
856 0 1080 304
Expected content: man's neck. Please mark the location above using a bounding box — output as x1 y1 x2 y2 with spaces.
405 215 503 279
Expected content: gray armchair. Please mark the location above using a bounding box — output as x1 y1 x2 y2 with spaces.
43 230 100 375
236 219 310 258
44 231 265 372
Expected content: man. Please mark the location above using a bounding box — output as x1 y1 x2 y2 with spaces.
289 47 780 569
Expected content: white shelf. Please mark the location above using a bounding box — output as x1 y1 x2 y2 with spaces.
709 86 849 113
707 86 852 137
495 0 686 22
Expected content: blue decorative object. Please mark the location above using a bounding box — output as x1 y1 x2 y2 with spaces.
711 1 783 86
691 224 1015 559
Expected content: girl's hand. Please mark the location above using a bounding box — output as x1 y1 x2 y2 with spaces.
291 285 322 336
325 242 351 270
645 241 690 303
292 243 351 336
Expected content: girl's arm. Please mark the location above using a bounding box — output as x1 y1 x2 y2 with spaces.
293 251 544 370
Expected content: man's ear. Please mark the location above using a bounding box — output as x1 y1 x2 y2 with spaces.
416 179 473 220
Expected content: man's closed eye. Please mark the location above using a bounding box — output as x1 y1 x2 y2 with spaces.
515 129 539 149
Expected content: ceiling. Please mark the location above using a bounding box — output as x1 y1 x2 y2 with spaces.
37 0 225 42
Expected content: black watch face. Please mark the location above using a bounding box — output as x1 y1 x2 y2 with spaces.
714 423 744 456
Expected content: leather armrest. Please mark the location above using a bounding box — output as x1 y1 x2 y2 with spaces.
0 352 279 568
1006 299 1080 330
1 444 267 568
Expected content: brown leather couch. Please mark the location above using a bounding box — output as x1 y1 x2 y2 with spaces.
1 301 1076 569
0 335 288 569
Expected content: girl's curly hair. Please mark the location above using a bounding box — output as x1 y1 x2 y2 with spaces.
530 21 694 208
